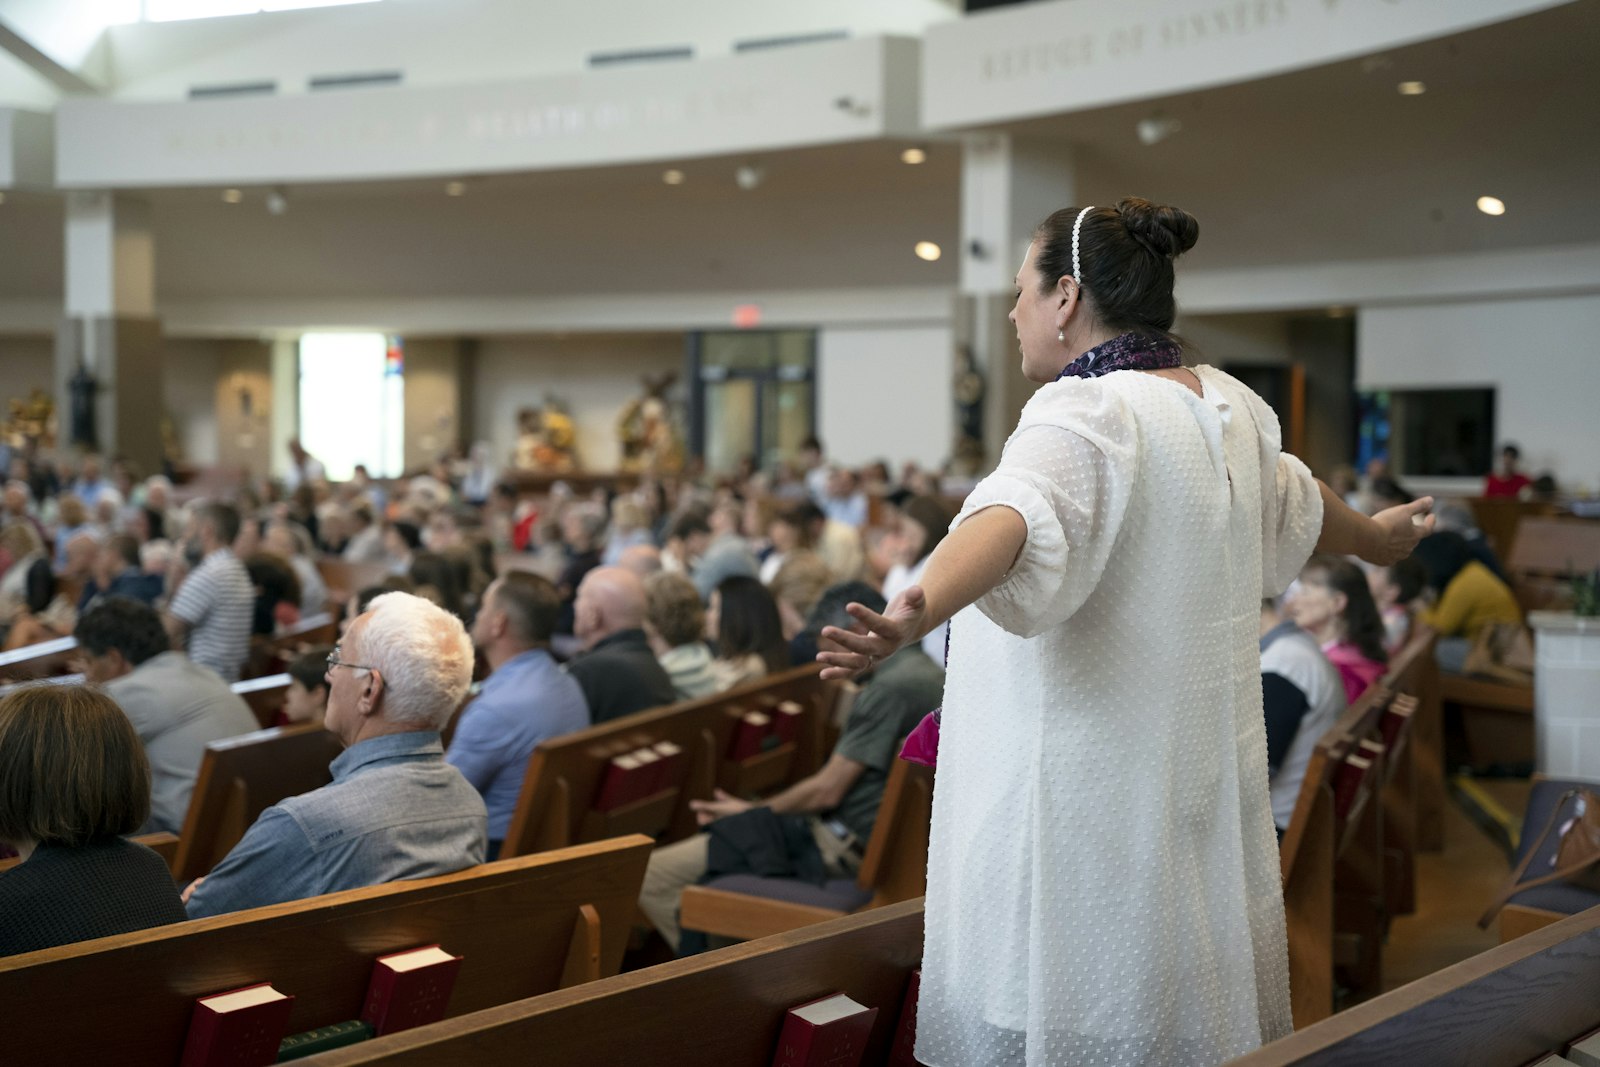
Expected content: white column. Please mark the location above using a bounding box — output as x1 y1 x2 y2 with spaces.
958 134 1078 462
58 191 164 470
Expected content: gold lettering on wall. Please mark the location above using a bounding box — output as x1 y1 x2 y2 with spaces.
977 0 1294 83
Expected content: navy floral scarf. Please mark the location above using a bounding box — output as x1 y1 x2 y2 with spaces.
1057 331 1183 380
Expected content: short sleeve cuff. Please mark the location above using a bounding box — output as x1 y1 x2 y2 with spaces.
1267 452 1325 596
953 470 1070 639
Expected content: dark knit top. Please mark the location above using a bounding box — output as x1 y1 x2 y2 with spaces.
0 837 187 957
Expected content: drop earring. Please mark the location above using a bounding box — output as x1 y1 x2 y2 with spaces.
1058 329 1066 343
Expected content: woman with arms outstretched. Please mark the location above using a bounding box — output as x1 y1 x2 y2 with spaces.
819 199 1433 1067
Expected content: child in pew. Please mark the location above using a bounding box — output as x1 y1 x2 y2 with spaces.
272 647 332 729
0 684 187 956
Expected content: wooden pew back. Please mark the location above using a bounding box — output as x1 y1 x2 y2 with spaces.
233 672 293 729
500 665 833 858
315 560 392 602
0 831 178 875
0 634 78 681
303 899 926 1067
0 837 654 1067
172 723 345 884
856 758 935 909
1279 683 1391 1029
246 612 336 679
1229 904 1600 1066
1506 516 1600 612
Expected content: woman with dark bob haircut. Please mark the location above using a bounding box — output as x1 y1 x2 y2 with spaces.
0 684 186 955
705 575 789 692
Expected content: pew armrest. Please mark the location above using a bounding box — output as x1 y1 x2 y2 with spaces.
679 886 846 941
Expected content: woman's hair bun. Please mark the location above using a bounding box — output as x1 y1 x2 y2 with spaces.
1115 197 1199 258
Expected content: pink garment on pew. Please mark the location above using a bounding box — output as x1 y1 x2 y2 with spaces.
899 710 940 768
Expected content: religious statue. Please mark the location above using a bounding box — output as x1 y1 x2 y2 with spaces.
617 372 685 474
512 395 579 474
1 388 56 452
951 345 986 476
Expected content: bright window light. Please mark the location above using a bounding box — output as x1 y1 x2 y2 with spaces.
298 332 404 480
145 0 381 23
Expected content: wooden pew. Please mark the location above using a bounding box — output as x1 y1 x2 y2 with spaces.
302 899 925 1067
678 757 934 941
1228 904 1600 1067
1467 496 1558 564
1387 625 1445 853
0 670 85 699
172 722 346 884
0 831 178 875
1376 627 1438 900
315 559 392 603
246 611 337 679
500 665 834 859
1280 683 1405 1029
0 634 77 681
1505 516 1600 613
232 671 293 729
0 836 653 1067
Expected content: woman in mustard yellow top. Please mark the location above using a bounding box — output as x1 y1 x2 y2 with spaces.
1413 531 1521 672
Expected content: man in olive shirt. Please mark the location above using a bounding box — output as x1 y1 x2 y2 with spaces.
638 582 944 951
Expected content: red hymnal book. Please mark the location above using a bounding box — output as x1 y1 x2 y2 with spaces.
361 944 464 1036
593 751 649 812
651 740 685 789
633 745 665 794
179 983 295 1067
729 711 772 761
886 968 922 1067
770 701 804 744
770 992 878 1067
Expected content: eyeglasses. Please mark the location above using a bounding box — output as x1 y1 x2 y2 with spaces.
326 646 375 673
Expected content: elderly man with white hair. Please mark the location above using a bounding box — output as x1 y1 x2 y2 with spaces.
182 592 487 918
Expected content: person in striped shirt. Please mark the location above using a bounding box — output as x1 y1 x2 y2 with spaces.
164 502 253 682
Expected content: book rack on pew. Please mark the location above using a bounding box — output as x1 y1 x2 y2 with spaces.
1228 904 1600 1066
0 836 653 1067
299 898 928 1066
1280 626 1434 1029
677 756 934 942
499 665 835 859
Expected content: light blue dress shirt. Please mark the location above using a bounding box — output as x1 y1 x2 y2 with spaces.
445 648 590 841
185 731 486 918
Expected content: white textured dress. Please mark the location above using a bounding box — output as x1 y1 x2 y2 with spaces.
915 366 1324 1067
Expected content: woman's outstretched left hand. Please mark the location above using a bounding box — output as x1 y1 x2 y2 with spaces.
817 586 928 680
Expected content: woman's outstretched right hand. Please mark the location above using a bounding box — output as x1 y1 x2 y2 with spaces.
817 586 929 681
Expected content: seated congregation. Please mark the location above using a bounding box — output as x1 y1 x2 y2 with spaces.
0 438 1596 1065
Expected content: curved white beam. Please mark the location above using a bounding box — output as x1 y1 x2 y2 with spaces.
923 0 1578 129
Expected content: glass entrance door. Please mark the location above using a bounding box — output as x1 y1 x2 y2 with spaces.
690 330 815 474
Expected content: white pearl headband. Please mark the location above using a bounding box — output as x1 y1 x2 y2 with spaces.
1071 205 1095 293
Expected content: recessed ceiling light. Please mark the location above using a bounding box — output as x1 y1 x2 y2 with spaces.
1476 195 1506 216
1398 81 1426 96
662 169 685 185
445 181 466 197
900 147 927 165
914 241 942 262
222 188 243 203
